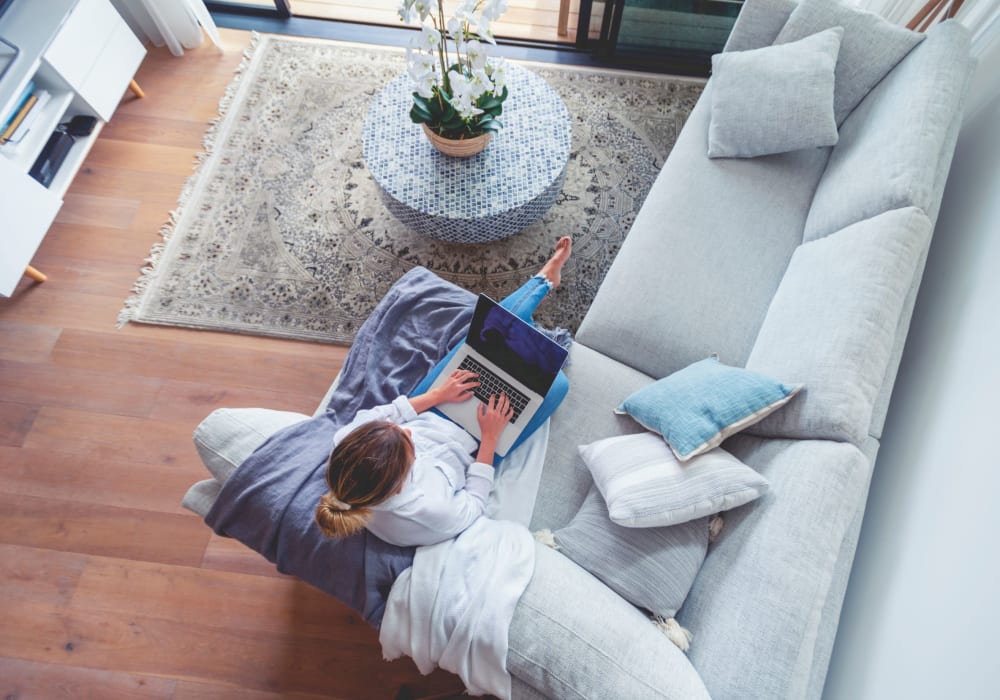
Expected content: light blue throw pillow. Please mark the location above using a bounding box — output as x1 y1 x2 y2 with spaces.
616 357 802 461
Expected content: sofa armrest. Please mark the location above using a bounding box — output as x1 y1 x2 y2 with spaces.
508 542 711 700
723 0 796 53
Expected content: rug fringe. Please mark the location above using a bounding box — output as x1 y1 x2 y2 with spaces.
117 32 265 329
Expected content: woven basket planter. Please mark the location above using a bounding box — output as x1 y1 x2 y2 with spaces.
422 123 492 158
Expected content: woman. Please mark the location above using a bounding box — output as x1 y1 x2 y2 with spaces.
315 237 572 546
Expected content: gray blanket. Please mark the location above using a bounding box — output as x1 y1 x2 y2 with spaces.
204 267 478 627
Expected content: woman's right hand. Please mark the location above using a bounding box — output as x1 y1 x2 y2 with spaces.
477 393 514 443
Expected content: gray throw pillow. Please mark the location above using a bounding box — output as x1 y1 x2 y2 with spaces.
774 0 924 125
708 26 843 159
553 486 709 619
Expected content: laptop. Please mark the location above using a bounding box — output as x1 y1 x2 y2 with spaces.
429 294 569 457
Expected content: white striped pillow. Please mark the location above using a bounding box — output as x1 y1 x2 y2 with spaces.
579 431 769 528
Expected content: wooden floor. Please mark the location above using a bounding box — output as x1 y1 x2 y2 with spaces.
294 0 584 44
0 28 466 700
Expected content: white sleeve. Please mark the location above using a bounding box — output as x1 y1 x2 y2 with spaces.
425 462 496 541
333 395 418 443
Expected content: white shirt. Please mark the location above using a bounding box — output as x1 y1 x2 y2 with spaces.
333 396 495 547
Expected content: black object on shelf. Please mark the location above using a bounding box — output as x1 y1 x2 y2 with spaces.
29 129 74 187
65 114 97 137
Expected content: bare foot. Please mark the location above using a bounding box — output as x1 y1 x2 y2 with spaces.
539 236 573 288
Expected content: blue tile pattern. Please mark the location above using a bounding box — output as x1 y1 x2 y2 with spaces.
362 64 572 243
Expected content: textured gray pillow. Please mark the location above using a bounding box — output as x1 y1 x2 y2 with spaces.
553 486 709 619
774 0 924 125
745 207 932 444
708 26 842 159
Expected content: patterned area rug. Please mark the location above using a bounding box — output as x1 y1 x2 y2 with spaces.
119 34 703 344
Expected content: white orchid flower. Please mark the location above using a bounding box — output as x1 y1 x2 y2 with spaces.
483 0 509 21
487 58 508 92
407 50 438 98
414 25 442 53
447 70 485 119
465 39 488 71
397 0 417 24
457 0 478 17
447 17 464 40
470 68 495 96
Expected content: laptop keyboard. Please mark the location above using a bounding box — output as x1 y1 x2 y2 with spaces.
456 356 531 425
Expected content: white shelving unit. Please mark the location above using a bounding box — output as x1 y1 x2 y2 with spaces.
0 0 146 296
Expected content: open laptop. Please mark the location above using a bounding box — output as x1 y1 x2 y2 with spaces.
429 294 568 457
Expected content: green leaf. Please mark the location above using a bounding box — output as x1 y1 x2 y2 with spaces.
443 115 466 131
479 117 503 133
412 92 432 111
409 103 431 124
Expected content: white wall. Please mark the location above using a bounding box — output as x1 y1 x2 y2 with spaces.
823 89 1000 697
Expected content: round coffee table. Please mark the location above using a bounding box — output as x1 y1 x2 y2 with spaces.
362 63 571 244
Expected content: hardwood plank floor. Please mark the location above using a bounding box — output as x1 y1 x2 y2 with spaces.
0 28 465 699
293 0 584 44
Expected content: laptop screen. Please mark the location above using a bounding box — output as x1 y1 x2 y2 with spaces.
466 295 568 396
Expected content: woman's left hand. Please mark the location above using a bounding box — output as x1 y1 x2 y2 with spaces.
431 369 479 405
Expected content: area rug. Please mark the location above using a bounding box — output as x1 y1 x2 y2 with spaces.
119 33 703 344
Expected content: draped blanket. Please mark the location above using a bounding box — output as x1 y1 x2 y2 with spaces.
204 267 479 626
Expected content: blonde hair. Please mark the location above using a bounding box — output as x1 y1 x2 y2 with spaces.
315 420 412 538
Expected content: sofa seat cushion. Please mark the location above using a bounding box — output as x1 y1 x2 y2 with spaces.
576 83 831 380
530 342 654 532
774 0 924 126
508 541 712 700
679 435 870 699
803 20 973 241
708 26 842 159
745 207 931 444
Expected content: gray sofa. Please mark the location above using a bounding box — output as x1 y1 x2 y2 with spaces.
183 0 974 697
502 1 973 698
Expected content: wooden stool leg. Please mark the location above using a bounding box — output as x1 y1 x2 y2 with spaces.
129 79 145 98
24 265 47 283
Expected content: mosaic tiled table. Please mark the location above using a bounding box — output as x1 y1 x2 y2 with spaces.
362 64 572 244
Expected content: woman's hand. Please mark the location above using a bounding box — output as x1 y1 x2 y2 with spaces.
475 393 513 466
477 393 514 445
434 369 479 405
410 370 479 414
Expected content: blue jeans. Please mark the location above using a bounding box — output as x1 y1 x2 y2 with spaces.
412 275 570 462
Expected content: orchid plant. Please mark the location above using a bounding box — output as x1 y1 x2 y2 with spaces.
399 0 510 140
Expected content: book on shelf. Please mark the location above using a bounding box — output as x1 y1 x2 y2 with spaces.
1 79 34 131
0 89 51 152
1 92 37 143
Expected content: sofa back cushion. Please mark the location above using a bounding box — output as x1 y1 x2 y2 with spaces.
803 20 973 242
723 0 797 53
576 85 831 380
773 0 924 126
529 342 653 532
744 207 931 445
